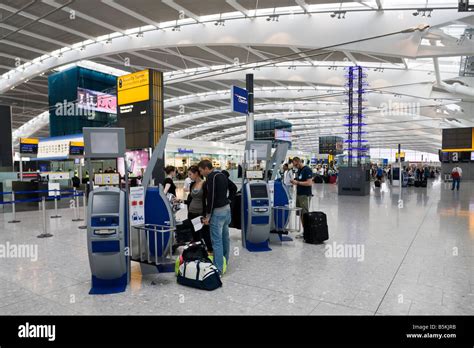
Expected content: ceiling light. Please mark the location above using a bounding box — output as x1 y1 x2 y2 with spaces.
172 25 181 31
136 31 144 37
105 38 112 44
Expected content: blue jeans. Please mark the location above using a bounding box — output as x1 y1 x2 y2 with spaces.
452 178 460 190
210 207 231 273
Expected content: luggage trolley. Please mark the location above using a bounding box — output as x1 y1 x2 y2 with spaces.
271 205 302 244
132 224 176 269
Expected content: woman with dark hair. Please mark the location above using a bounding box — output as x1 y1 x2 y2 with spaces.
186 165 212 252
163 165 177 196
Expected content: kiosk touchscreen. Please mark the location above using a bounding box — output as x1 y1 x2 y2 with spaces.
87 186 128 294
242 181 272 251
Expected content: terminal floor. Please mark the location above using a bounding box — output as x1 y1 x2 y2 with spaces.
0 179 473 315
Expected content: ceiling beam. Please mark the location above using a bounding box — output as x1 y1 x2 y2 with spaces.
160 47 211 68
161 0 201 23
100 0 161 28
0 23 72 48
198 46 235 63
225 0 249 17
295 0 311 14
1 39 49 55
343 51 358 65
0 3 94 40
376 0 383 11
290 47 314 66
41 0 128 35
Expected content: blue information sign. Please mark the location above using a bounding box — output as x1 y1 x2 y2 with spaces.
230 86 248 114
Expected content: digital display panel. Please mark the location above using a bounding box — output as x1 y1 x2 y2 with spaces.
275 129 292 142
91 132 119 154
117 149 149 177
20 143 38 154
77 87 117 114
442 128 472 150
250 184 268 198
92 194 120 215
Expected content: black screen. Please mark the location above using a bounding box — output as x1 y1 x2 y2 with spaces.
460 151 470 162
442 128 472 149
392 168 400 180
250 184 268 198
92 194 120 214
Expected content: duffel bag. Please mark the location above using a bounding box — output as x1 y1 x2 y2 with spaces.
177 258 222 291
182 240 208 261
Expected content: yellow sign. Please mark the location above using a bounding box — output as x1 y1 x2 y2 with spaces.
117 69 149 91
395 152 406 159
117 69 150 106
70 141 84 147
20 138 39 144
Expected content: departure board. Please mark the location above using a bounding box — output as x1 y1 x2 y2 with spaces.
442 128 472 149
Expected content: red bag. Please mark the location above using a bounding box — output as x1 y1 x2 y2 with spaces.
329 175 337 184
452 171 460 179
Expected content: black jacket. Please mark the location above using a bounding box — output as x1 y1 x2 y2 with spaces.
205 170 229 215
227 178 237 203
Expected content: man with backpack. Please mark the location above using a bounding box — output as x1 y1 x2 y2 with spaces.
451 165 462 191
198 160 230 276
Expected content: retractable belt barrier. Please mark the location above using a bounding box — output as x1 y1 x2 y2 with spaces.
0 189 86 230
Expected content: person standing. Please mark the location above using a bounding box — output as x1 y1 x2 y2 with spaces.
198 160 230 275
451 165 462 191
185 166 212 252
163 166 177 196
282 163 293 194
290 157 313 219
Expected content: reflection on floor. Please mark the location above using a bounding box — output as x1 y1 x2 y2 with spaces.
0 179 473 315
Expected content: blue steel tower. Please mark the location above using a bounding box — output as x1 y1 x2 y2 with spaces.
344 66 368 166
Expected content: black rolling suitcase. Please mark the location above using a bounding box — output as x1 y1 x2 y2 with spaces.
374 180 381 188
414 180 421 187
303 212 329 244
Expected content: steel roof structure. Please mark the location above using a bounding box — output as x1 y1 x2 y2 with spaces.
0 0 473 154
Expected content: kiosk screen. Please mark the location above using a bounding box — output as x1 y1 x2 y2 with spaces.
93 194 120 214
250 185 268 198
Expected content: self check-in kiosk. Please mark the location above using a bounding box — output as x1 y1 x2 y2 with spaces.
241 141 273 251
87 186 128 294
83 127 129 294
243 181 272 251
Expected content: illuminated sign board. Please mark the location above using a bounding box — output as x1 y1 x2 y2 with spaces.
77 87 116 114
19 138 39 154
117 69 150 106
69 141 84 156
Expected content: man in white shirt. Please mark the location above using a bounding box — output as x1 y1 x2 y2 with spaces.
451 166 462 191
282 163 293 196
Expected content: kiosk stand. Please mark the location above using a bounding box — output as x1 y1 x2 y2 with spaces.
83 127 130 295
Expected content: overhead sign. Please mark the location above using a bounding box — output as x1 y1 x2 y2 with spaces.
230 86 248 114
129 186 145 226
69 141 84 156
19 138 39 155
37 135 83 159
117 69 150 106
77 87 116 114
117 69 164 149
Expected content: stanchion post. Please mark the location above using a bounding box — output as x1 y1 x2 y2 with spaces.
37 196 53 238
78 191 87 229
72 188 83 222
8 191 21 223
50 189 61 218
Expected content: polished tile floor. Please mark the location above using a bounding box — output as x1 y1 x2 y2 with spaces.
0 179 473 315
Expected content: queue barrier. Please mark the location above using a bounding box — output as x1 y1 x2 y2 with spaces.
0 189 86 236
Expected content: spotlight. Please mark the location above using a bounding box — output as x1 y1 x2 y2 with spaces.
214 19 225 26
172 25 181 31
412 11 419 16
105 38 112 44
266 14 279 21
80 46 85 51
330 12 336 18
136 31 144 37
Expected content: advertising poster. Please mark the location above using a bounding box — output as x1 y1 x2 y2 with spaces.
129 186 145 226
117 149 149 177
